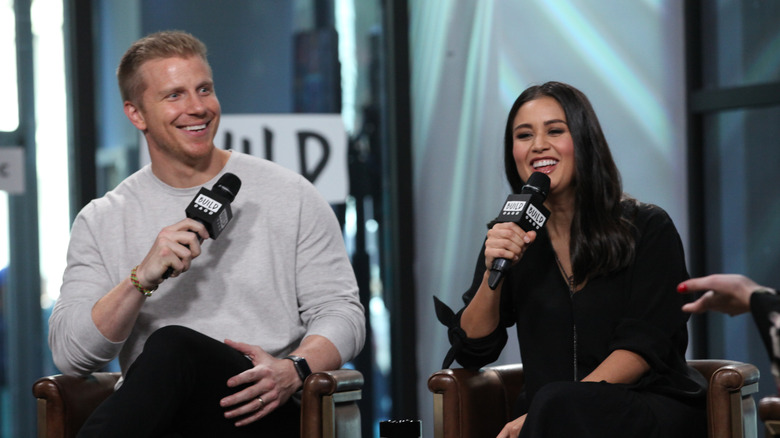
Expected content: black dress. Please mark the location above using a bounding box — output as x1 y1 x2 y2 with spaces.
751 291 780 393
436 203 707 437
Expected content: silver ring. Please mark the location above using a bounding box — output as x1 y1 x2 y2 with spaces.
257 396 264 407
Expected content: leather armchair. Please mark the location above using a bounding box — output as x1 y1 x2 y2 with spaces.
32 369 363 438
688 359 760 438
300 369 364 438
759 396 780 437
428 359 760 438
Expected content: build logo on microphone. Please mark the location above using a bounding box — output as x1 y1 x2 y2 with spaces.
193 193 222 215
525 204 547 229
502 200 527 215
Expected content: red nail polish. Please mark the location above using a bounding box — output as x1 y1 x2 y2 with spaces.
677 283 687 293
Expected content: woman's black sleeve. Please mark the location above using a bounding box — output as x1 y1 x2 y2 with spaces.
434 241 510 369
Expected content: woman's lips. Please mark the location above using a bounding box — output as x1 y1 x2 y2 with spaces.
531 158 558 173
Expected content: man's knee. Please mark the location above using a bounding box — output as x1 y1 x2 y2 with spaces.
145 325 200 349
138 325 213 365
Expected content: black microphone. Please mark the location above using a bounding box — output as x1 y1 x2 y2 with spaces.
487 172 551 290
162 172 242 279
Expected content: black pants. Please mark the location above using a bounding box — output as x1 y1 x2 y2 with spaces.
78 325 300 438
517 381 707 438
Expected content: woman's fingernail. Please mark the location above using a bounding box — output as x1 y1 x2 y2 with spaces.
677 283 687 293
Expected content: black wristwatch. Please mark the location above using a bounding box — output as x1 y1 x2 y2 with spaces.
284 355 312 383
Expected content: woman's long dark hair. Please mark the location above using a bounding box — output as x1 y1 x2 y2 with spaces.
503 81 636 283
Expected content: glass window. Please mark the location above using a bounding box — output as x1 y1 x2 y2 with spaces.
701 1 780 88
1 0 19 434
0 192 8 437
703 104 780 281
31 0 70 310
701 104 780 404
0 0 20 132
1 0 69 433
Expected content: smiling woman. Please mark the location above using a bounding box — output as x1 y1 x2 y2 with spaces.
510 96 576 203
438 81 708 438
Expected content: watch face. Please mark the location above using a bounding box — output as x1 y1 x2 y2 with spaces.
286 355 312 381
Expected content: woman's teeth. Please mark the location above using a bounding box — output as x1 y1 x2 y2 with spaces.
533 159 557 169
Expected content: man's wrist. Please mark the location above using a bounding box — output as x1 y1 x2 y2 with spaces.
130 265 157 297
284 355 312 386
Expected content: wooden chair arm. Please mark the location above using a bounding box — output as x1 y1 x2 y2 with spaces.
300 369 364 438
689 359 760 438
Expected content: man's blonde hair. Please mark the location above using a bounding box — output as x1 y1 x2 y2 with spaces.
117 30 210 104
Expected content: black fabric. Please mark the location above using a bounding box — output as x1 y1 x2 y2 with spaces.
434 295 507 369
517 381 706 438
751 291 780 392
77 325 300 438
439 203 707 436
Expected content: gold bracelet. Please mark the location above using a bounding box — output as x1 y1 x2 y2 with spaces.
130 265 157 297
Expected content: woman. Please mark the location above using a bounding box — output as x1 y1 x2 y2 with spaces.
435 82 707 437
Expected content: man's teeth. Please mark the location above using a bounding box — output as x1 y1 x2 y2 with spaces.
183 124 207 131
533 159 558 168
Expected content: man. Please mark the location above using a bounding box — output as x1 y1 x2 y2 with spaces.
48 30 365 437
679 274 779 391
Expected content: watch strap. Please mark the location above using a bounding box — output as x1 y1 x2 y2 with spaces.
284 355 312 383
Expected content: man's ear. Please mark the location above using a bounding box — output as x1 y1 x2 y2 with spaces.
124 101 147 131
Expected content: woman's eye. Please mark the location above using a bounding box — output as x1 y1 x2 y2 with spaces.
516 132 531 140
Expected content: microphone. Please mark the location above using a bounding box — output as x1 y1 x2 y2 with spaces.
487 172 551 290
162 172 242 279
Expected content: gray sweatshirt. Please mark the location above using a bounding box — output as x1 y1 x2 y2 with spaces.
49 151 365 376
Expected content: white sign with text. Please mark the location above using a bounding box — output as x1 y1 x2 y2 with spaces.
141 114 348 204
0 147 25 194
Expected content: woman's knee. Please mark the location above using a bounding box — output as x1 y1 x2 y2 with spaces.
532 381 591 410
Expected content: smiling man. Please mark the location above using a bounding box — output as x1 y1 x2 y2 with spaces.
48 31 365 437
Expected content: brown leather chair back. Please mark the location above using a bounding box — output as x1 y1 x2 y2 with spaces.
429 364 524 438
33 373 121 438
